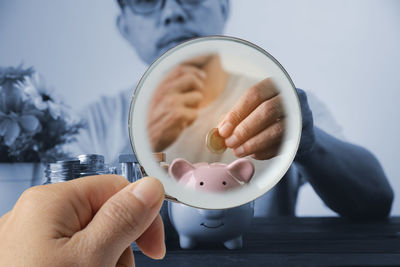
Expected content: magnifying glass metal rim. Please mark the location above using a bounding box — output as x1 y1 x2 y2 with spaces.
128 35 302 209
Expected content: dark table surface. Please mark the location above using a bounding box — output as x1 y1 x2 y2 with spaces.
135 216 400 267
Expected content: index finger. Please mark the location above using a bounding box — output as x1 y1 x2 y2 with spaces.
218 78 278 138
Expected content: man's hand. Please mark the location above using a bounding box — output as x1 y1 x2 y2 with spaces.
147 64 206 152
0 176 165 267
218 78 285 160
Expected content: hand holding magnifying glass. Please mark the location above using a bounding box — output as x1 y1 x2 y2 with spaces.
0 176 166 266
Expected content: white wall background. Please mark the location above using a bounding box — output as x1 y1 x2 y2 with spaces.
1 0 399 216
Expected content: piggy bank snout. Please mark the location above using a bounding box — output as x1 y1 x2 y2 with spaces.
199 209 225 219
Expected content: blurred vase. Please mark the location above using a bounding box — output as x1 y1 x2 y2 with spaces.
0 163 45 216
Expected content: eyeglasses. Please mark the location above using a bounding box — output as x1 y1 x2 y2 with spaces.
124 0 206 15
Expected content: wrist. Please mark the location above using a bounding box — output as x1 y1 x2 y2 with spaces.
294 143 316 164
294 128 318 164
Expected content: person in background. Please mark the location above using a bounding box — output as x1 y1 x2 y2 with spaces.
67 0 393 219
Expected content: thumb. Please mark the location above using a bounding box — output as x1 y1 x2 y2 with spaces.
72 177 165 264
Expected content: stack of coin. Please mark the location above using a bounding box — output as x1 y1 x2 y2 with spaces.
78 154 105 177
44 159 81 184
108 166 118 175
119 154 137 182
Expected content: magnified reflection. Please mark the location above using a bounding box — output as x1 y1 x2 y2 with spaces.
169 158 254 192
146 53 286 192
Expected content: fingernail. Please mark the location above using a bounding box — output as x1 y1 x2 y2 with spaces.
234 146 245 157
131 177 163 207
225 134 239 147
218 122 233 137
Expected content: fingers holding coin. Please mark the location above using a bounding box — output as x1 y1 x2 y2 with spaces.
206 128 227 154
225 95 284 148
216 78 285 159
232 118 285 159
218 77 279 138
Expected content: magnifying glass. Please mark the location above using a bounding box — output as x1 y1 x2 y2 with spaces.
128 36 301 210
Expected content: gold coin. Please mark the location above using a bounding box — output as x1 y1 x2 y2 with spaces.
206 128 227 154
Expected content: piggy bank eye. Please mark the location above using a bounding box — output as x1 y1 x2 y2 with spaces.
200 182 204 186
222 181 227 185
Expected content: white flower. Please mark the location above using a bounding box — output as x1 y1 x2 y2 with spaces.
0 111 40 146
19 73 62 119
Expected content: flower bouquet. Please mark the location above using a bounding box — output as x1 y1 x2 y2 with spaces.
0 65 83 163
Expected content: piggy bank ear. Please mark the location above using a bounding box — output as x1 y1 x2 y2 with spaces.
227 158 255 183
169 158 195 181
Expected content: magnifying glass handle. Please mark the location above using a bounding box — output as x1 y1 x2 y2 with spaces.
137 163 147 178
165 194 178 202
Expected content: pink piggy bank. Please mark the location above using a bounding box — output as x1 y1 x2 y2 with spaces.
169 158 255 192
